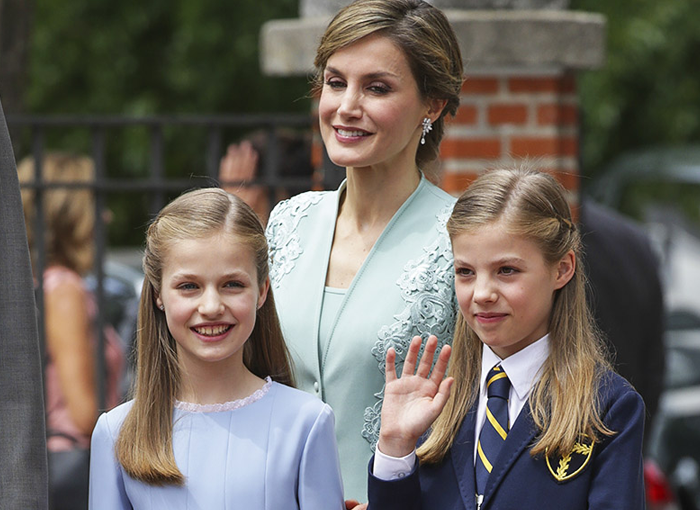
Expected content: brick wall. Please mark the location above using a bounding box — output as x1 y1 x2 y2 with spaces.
438 72 580 207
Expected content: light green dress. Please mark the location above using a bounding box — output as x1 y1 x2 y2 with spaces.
266 176 457 501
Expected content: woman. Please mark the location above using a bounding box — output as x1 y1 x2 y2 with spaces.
265 0 464 501
19 153 125 509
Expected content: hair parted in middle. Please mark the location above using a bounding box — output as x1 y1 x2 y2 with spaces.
418 167 613 465
116 187 295 486
312 0 464 168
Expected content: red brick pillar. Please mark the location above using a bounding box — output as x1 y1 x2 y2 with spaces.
439 72 580 211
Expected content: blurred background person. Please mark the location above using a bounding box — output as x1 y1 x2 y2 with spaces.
0 98 48 508
18 153 125 510
219 128 314 225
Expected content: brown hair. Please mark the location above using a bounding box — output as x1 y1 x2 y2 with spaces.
313 0 464 168
116 187 295 485
419 167 613 464
18 153 95 275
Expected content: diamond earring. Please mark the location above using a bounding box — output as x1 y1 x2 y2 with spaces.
420 117 433 145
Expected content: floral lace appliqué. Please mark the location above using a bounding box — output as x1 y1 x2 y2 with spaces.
175 377 272 413
362 203 458 450
266 192 325 290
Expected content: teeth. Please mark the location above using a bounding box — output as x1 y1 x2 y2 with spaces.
194 325 230 336
337 129 368 137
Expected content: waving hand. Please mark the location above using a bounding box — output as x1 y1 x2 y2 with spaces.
377 335 453 458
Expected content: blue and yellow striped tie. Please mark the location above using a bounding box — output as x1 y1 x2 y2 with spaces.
475 364 511 497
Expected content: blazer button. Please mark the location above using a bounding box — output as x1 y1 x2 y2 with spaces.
314 381 319 393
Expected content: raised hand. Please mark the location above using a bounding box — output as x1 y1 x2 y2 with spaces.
377 335 453 458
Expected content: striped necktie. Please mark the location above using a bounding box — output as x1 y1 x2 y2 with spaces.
475 364 511 497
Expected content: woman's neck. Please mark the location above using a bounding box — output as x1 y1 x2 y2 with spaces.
177 360 265 405
341 164 421 228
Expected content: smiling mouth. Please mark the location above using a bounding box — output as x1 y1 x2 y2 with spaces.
192 325 232 337
335 128 370 137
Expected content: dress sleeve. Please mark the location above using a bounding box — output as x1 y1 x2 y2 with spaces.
297 404 345 510
588 382 646 509
89 413 131 510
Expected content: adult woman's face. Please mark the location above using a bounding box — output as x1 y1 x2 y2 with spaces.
318 33 428 171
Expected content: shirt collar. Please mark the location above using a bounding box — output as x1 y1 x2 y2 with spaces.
480 334 550 401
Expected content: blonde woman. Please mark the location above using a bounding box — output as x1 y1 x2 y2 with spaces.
19 153 125 508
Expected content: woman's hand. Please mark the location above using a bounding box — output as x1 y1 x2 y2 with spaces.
377 335 452 458
345 500 367 510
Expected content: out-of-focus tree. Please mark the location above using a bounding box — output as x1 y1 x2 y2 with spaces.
572 0 700 181
26 0 308 115
0 0 34 114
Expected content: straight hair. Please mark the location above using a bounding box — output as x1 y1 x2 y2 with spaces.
419 168 613 464
116 187 295 485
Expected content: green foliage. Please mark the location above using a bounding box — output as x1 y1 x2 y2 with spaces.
25 0 312 246
27 0 310 115
572 0 700 180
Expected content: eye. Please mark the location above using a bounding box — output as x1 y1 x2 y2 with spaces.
499 266 518 276
224 280 244 289
177 282 198 291
324 78 346 90
455 267 473 277
367 83 390 94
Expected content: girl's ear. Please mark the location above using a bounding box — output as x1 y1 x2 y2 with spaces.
553 250 576 290
155 295 163 310
257 277 270 310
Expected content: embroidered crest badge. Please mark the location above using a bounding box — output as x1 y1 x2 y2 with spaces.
546 436 595 482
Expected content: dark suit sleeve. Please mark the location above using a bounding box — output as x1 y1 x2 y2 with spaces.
367 455 422 510
0 100 49 508
588 378 646 509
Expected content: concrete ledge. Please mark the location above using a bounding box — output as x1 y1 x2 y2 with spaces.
260 10 605 76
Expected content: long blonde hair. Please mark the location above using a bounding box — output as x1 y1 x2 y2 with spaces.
116 188 295 485
419 168 613 464
18 153 95 276
313 0 463 168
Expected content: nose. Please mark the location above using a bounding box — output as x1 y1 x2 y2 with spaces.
198 287 224 317
337 86 362 118
473 275 497 305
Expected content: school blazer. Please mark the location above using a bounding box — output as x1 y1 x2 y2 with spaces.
368 371 645 510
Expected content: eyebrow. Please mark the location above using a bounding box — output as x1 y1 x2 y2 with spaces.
324 66 400 80
453 257 528 267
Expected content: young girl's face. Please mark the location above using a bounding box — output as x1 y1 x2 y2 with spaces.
156 232 268 372
452 218 574 359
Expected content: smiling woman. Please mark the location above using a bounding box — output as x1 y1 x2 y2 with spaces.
87 188 344 510
264 0 465 503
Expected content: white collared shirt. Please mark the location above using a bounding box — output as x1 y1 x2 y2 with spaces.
374 334 550 480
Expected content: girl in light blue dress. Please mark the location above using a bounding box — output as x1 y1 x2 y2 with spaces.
88 188 344 510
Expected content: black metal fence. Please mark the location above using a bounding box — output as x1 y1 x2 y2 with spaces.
7 113 323 409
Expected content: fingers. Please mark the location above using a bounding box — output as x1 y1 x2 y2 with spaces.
401 336 423 377
430 376 454 415
385 347 397 384
415 335 439 378
429 344 452 386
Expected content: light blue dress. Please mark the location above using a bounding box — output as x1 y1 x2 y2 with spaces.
88 380 344 510
266 176 457 501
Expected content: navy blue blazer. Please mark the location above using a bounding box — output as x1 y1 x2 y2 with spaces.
368 371 645 510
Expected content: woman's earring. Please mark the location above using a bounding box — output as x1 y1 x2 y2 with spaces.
159 304 164 311
420 117 433 145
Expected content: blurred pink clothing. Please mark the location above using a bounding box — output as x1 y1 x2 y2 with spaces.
43 265 125 452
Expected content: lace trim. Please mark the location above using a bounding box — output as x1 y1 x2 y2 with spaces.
174 377 272 413
362 202 457 450
266 192 325 290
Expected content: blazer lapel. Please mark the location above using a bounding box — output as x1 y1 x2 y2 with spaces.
482 403 539 508
451 405 478 510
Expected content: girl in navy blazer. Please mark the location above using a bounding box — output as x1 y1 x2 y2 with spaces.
368 167 646 510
